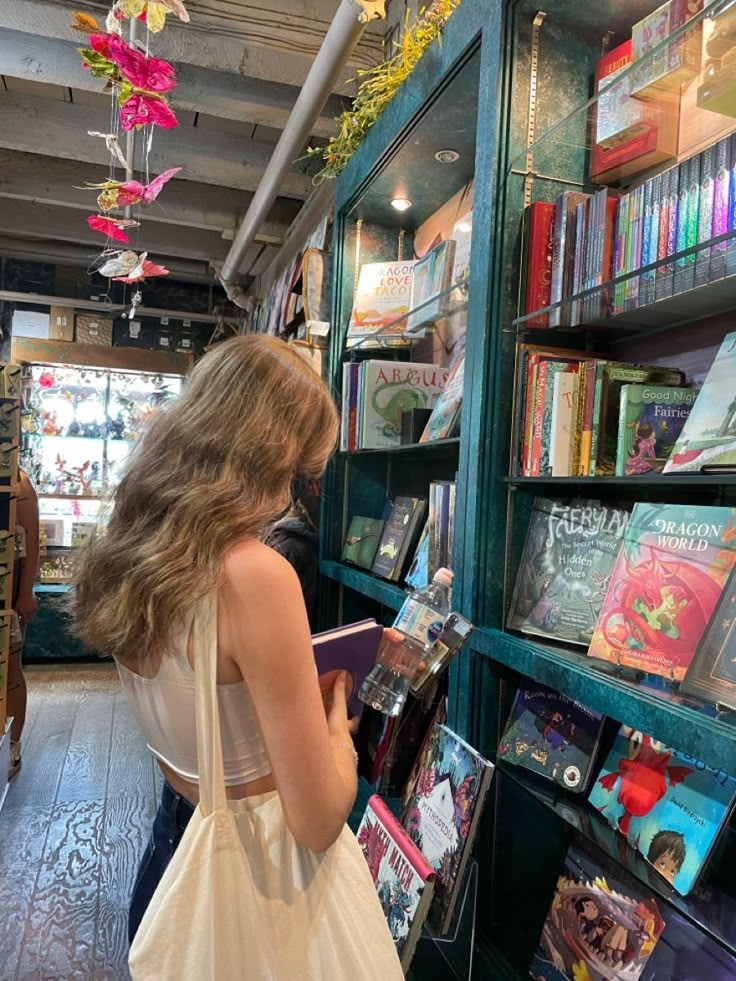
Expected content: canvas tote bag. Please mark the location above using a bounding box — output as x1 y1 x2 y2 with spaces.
129 593 403 980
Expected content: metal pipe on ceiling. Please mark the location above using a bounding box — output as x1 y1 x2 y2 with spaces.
218 0 386 307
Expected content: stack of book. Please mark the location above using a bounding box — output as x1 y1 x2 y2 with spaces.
343 496 426 583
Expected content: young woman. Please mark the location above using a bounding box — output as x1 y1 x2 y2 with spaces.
72 335 402 976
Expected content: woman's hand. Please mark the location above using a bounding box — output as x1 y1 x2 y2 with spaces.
327 671 359 738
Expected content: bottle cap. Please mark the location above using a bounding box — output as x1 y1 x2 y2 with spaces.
433 567 453 587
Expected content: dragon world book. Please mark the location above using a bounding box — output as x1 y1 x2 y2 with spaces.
498 682 605 794
587 503 736 680
589 725 736 895
682 566 736 710
507 498 630 647
615 384 697 476
401 723 493 935
357 794 436 973
530 838 665 981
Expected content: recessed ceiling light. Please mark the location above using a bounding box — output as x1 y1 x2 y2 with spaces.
391 197 412 212
435 149 460 163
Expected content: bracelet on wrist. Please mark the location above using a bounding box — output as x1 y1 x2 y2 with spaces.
331 741 358 767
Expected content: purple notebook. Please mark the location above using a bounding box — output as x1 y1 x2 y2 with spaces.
313 619 383 718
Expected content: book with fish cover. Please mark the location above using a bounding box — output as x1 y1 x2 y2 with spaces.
507 498 630 647
682 566 736 710
498 681 605 793
530 838 665 981
589 725 736 895
587 503 736 680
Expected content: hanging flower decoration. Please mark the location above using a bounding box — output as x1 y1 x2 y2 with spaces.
115 254 170 283
113 0 190 33
87 215 140 243
78 167 182 211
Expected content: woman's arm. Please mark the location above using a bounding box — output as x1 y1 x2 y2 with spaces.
15 471 39 621
219 541 357 852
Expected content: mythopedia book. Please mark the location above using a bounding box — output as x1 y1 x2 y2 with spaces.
663 331 736 473
587 503 736 680
615 384 697 476
360 361 449 450
341 516 385 570
530 838 665 981
498 682 604 794
356 795 436 974
507 498 630 648
347 261 417 342
589 725 736 896
682 566 736 710
401 723 493 935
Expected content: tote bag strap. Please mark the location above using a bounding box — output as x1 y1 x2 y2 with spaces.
192 591 229 816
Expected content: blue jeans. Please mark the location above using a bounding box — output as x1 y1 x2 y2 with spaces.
128 781 195 944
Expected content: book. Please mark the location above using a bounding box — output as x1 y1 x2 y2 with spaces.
640 173 661 308
549 192 588 328
681 566 736 710
371 495 427 581
426 239 455 322
427 481 453 579
359 361 449 450
615 385 697 476
644 905 736 979
663 331 736 473
341 516 385 570
407 250 435 334
695 144 716 289
632 0 703 102
523 202 555 327
400 696 448 815
507 498 630 647
530 838 665 981
313 619 383 719
340 362 361 451
550 370 577 476
587 502 736 680
405 521 430 590
589 724 736 895
356 794 436 973
451 215 473 285
401 723 493 934
497 681 605 793
710 135 732 282
419 355 464 443
347 261 417 343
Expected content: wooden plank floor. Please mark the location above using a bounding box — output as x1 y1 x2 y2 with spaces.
0 665 160 981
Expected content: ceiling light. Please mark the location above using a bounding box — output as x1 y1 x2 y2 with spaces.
391 197 412 212
456 220 472 233
435 149 460 163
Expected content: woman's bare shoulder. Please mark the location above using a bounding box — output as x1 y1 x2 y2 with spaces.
223 539 301 597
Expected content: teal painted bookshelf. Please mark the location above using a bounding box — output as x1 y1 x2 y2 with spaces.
320 0 736 975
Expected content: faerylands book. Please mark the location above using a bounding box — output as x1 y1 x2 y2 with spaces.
357 794 436 974
530 837 665 981
507 498 629 647
587 503 736 680
589 725 736 896
401 723 493 935
681 565 736 711
313 619 383 720
498 681 604 793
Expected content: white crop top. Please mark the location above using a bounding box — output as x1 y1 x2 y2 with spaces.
116 629 271 787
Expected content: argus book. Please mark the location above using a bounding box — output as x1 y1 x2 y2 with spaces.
498 682 605 793
347 261 417 344
664 331 736 473
589 725 736 895
682 566 736 710
587 503 736 680
360 361 449 450
530 839 665 981
401 723 493 934
616 384 697 476
507 498 630 647
357 795 436 973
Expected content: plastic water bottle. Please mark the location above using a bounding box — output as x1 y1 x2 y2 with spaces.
359 568 453 716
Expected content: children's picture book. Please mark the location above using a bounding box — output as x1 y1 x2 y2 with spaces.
681 566 736 710
341 516 385 571
371 496 427 582
356 795 436 974
405 521 430 590
497 682 605 794
507 498 630 647
419 356 465 443
401 723 493 935
360 361 449 450
407 251 434 334
588 724 736 895
347 261 417 342
644 906 736 980
529 839 665 981
616 385 697 476
663 331 736 473
587 503 736 680
312 619 383 719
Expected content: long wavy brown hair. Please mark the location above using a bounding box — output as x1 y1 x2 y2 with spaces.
72 335 338 664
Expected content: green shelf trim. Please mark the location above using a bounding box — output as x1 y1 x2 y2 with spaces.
319 560 405 611
338 437 461 458
499 764 736 958
472 628 736 772
503 474 736 487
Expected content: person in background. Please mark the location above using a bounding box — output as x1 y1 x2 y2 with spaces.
8 469 40 778
264 476 320 629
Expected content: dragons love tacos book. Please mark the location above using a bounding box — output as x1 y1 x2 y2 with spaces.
360 361 449 450
357 795 435 974
529 838 665 981
347 261 417 343
587 503 736 680
588 725 736 896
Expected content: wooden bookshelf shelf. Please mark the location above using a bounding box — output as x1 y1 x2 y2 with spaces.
473 628 736 772
319 561 405 611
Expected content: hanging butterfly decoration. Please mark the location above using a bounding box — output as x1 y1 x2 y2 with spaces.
87 215 140 244
112 0 190 34
97 251 169 283
78 167 182 211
